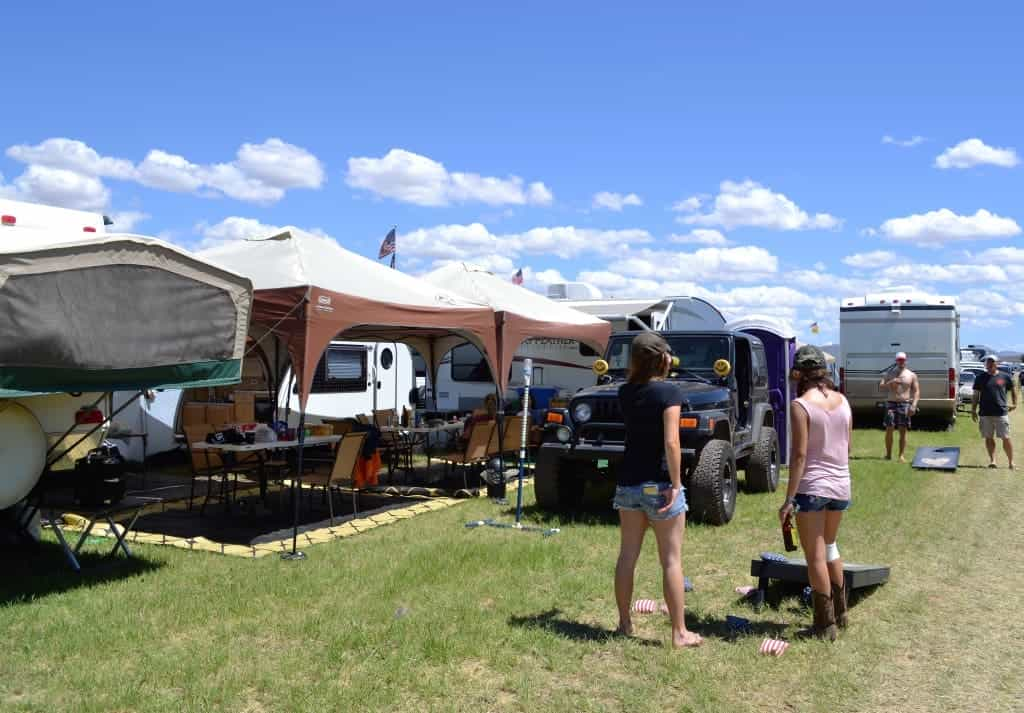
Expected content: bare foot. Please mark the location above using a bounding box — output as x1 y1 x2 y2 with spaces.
615 621 634 637
898 456 906 463
672 630 703 648
884 454 892 461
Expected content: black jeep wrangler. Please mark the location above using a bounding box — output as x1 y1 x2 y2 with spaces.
534 330 781 525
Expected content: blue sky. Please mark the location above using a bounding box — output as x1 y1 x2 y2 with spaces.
2 2 1022 348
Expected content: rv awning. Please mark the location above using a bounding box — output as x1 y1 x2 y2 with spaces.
422 263 611 383
0 234 253 395
197 229 500 408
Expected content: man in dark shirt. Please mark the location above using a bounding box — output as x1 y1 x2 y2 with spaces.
972 355 1017 469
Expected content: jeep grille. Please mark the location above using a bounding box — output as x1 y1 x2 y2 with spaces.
591 399 622 422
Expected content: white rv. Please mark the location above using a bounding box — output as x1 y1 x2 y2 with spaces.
430 289 728 412
280 341 414 425
839 290 959 425
0 198 109 235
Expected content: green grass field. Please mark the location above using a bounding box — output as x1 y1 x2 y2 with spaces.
3 413 1023 713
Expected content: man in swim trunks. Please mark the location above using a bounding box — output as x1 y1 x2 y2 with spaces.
879 352 919 462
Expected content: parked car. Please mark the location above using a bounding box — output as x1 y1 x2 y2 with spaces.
957 371 977 411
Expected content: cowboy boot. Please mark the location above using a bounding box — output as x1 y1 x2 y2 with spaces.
832 579 849 629
799 591 837 641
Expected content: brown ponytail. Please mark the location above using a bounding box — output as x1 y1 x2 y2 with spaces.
794 367 835 397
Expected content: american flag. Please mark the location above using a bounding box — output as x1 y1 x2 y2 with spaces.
378 228 396 259
759 638 789 656
511 268 523 285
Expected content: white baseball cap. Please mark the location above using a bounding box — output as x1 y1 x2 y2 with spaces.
895 352 907 361
984 354 998 363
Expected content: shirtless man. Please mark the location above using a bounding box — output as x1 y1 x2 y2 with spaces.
879 352 920 462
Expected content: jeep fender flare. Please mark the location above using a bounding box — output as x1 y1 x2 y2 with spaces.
701 410 732 442
749 404 775 443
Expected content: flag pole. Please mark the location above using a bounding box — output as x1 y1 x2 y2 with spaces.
391 224 397 270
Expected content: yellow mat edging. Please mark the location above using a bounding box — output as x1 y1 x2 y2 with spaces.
59 493 467 559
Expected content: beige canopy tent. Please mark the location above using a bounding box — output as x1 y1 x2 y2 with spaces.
197 228 500 411
422 262 612 385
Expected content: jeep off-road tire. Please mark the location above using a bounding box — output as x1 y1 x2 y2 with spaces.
534 445 582 511
745 426 780 493
688 439 737 525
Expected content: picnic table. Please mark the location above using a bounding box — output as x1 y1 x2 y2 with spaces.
193 435 342 510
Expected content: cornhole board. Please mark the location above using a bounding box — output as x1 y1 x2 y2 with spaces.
748 557 890 610
911 446 961 471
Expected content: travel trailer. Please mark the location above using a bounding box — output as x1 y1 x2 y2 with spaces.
839 290 959 425
279 341 415 425
0 198 109 235
430 290 727 412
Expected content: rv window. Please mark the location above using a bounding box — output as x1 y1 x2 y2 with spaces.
579 342 598 358
451 343 494 382
380 347 394 370
309 347 368 394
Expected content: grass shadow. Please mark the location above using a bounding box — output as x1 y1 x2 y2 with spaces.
0 540 164 606
502 504 618 527
507 608 660 647
687 611 789 641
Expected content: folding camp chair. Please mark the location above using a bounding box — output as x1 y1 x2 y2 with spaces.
302 432 368 525
183 424 260 512
438 419 494 490
375 409 413 477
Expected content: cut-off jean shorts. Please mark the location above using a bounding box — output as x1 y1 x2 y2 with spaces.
613 481 688 520
794 494 851 512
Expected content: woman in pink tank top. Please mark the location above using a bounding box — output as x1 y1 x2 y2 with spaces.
778 345 852 641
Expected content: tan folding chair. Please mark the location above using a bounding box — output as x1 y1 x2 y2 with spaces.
303 432 368 525
438 419 494 490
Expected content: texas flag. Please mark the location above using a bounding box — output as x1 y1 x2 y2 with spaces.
511 268 524 286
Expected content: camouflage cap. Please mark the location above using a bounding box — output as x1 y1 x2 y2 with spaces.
793 344 827 371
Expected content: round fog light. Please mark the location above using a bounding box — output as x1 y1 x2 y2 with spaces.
572 402 592 423
555 426 572 443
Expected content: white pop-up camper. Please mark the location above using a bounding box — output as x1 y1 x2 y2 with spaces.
0 231 252 542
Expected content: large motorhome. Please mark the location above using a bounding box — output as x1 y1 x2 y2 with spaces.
430 288 727 412
839 290 959 425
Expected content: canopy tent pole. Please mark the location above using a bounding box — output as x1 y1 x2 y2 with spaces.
283 409 308 561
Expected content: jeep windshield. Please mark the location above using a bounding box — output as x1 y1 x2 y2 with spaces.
605 334 730 380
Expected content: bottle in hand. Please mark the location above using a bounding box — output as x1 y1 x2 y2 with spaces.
782 513 798 552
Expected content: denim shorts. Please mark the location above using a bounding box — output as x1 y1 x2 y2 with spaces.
794 494 851 512
613 481 688 520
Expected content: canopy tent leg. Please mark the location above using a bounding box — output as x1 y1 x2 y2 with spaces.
282 410 308 561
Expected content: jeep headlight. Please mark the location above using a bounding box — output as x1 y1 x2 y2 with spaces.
572 402 592 423
555 425 572 443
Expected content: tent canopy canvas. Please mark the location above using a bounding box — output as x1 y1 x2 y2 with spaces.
0 234 253 396
422 262 611 383
197 229 501 408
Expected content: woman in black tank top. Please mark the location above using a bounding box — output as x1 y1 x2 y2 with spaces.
613 332 702 649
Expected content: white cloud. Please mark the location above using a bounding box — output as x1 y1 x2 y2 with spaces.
607 245 778 283
934 138 1019 169
533 268 568 286
879 208 1021 245
194 216 283 247
135 150 205 192
882 135 925 148
5 137 325 206
433 254 518 275
400 223 510 261
842 250 901 269
680 180 841 231
592 191 643 212
345 148 553 207
669 229 729 246
973 246 1024 264
671 195 705 213
6 138 135 179
235 138 325 189
108 210 149 232
1 165 110 211
512 226 652 259
880 263 1009 284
